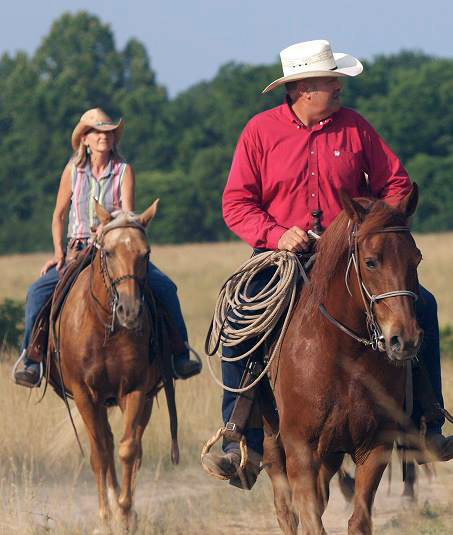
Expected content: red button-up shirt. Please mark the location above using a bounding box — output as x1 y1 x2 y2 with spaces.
222 101 412 249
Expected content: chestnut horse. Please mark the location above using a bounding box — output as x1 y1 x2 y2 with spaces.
263 186 421 535
49 200 179 533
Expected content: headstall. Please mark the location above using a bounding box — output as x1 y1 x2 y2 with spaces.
319 223 418 351
91 223 148 335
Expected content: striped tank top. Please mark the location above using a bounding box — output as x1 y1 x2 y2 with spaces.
68 159 127 239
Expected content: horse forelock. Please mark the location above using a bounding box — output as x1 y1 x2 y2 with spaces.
103 210 144 233
301 198 408 319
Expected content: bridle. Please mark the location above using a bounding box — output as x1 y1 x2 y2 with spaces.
90 222 148 335
319 223 418 351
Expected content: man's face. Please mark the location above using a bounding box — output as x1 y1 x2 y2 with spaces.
304 76 343 117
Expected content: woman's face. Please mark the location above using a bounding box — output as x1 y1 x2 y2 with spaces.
83 129 115 154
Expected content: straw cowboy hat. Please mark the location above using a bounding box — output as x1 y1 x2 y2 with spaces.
71 108 124 150
262 39 363 94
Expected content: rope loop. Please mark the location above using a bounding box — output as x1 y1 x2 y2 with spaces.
205 250 305 393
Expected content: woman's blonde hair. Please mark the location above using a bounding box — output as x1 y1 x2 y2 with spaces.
72 142 125 168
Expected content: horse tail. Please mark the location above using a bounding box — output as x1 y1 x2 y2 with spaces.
163 375 179 465
156 307 180 466
338 467 355 502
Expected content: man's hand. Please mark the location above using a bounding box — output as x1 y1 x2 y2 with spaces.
277 226 310 252
40 254 65 276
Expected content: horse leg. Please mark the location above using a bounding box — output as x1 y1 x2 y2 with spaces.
73 388 114 530
285 441 325 535
117 389 146 532
105 415 120 515
348 444 391 535
317 453 345 515
263 434 298 535
132 397 153 487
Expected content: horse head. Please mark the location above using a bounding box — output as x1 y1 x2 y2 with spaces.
340 184 422 362
94 199 159 331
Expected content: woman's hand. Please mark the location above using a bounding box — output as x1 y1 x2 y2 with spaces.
40 254 65 276
90 223 105 242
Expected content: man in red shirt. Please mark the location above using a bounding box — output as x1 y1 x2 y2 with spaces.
202 40 453 485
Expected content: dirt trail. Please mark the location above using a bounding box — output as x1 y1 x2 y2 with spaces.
14 461 453 534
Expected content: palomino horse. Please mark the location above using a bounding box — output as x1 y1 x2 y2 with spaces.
49 200 178 533
263 186 421 535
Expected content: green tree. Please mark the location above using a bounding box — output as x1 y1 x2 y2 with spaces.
113 39 171 172
407 152 453 232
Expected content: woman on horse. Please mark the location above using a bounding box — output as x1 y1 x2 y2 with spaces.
14 107 201 387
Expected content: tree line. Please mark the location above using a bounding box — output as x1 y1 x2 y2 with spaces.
0 11 452 254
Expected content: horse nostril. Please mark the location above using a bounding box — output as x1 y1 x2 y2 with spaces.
390 335 401 353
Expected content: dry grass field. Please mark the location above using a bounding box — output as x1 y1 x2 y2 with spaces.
0 234 452 534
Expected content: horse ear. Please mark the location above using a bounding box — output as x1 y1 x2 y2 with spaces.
339 190 367 223
94 198 112 225
138 199 159 227
397 183 418 218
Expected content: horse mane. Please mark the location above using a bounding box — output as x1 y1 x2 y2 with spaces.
300 198 408 319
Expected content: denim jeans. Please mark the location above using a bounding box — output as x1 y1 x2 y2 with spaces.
21 260 188 358
221 272 444 453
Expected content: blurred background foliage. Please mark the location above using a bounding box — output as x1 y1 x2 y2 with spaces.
0 11 452 252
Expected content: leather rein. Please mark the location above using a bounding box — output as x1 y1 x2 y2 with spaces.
90 223 148 336
319 224 418 351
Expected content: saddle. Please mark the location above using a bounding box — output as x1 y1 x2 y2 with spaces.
26 245 96 364
26 246 185 368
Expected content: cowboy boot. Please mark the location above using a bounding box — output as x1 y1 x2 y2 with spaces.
172 343 202 379
201 446 262 490
13 350 42 388
413 364 453 463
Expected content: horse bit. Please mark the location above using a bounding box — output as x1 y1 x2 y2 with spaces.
319 223 418 351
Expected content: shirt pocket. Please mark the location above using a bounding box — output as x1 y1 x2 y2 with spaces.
320 147 363 194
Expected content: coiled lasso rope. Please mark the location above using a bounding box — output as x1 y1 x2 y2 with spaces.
205 250 305 394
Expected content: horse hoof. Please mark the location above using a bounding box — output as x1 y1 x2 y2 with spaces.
116 510 138 535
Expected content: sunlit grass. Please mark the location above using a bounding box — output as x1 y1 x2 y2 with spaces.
0 235 452 533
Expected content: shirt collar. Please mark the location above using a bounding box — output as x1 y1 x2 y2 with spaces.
281 96 337 130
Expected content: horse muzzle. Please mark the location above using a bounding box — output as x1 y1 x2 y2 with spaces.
383 327 423 363
115 295 144 331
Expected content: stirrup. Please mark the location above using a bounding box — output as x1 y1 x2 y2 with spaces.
11 350 43 388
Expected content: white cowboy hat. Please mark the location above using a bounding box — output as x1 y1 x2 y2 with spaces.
71 108 124 150
262 39 363 94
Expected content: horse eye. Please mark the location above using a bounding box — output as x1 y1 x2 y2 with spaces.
365 259 377 269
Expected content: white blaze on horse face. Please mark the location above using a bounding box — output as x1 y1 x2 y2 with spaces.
124 236 132 250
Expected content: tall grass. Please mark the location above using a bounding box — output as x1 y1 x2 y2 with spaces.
0 235 452 533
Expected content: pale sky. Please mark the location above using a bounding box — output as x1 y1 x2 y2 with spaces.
1 0 451 96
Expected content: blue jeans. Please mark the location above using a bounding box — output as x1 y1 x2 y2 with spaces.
221 273 444 454
22 261 188 358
